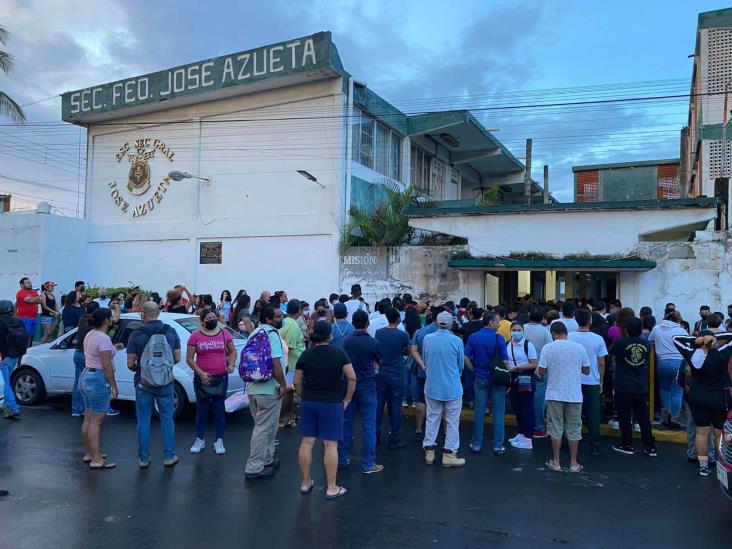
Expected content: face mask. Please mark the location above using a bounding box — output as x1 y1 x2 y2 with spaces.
204 319 218 330
511 332 524 341
303 309 310 315
100 294 107 299
317 310 326 316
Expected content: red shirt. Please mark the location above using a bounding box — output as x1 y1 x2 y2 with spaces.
16 289 39 319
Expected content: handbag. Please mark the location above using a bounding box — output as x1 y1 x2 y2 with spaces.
510 340 533 392
194 329 229 399
489 334 511 386
194 374 228 399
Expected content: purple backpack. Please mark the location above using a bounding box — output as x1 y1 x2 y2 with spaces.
238 327 275 382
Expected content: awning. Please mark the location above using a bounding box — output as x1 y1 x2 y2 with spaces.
448 258 657 272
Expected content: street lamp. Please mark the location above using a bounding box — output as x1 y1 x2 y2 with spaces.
297 170 326 189
168 170 211 184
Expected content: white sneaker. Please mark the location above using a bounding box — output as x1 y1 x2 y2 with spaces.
509 434 524 444
609 420 619 430
190 438 205 454
214 438 226 455
513 437 533 450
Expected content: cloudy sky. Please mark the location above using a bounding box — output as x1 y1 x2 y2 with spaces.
0 0 728 213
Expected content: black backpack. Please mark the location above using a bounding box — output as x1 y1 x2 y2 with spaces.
0 316 29 358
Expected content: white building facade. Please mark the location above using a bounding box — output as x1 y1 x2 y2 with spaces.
1 32 537 302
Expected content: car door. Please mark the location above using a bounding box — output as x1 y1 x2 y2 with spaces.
111 319 144 400
48 330 80 393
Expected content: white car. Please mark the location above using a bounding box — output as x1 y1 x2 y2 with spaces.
11 313 247 418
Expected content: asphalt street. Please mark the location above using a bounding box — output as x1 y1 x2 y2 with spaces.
0 397 730 549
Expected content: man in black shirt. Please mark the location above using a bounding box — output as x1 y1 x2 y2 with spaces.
608 317 657 457
375 308 410 449
0 300 28 419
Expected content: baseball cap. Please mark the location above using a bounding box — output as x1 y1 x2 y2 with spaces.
333 302 347 319
436 311 453 327
44 281 57 288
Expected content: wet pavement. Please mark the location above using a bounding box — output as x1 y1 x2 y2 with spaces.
1 397 731 549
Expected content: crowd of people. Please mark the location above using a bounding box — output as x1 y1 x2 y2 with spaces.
1 278 732 500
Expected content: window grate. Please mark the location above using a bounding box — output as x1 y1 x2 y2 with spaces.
708 140 732 178
707 29 732 93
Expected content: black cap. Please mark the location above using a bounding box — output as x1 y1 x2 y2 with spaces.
312 319 332 338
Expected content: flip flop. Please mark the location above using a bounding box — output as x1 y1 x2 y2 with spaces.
299 480 314 495
568 464 584 474
82 454 107 463
325 487 347 500
545 460 562 472
89 461 116 470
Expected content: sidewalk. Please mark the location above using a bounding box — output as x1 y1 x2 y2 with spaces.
401 407 688 443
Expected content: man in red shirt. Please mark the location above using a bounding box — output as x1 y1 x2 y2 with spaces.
15 277 41 345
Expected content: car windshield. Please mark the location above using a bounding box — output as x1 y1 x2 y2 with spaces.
175 317 244 340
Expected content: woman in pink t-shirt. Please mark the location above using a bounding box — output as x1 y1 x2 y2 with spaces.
80 308 118 469
186 307 237 455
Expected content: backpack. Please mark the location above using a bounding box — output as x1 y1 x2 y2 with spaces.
0 316 28 358
139 325 175 387
239 326 277 382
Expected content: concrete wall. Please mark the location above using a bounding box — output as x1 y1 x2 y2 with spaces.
0 212 88 299
410 206 715 257
340 245 471 306
621 231 732 319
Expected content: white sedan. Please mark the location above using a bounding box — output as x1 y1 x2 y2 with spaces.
11 312 247 418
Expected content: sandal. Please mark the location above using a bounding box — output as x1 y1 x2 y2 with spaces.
545 460 562 472
325 486 347 500
82 454 107 463
300 480 314 495
568 464 584 474
89 460 117 469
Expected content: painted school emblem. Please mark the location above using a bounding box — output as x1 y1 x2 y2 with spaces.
128 160 151 195
109 138 176 218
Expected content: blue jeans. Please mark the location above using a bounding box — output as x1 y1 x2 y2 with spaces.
376 371 404 444
402 360 418 403
1 356 19 413
471 379 506 451
72 351 86 415
534 377 547 431
463 366 475 404
135 383 176 461
657 358 684 418
339 381 377 471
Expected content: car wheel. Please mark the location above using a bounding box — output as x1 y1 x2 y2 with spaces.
153 382 189 419
12 368 47 406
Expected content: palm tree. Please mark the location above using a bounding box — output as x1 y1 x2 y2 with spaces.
0 25 25 123
340 179 420 252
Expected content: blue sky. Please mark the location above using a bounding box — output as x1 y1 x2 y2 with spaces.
0 0 729 211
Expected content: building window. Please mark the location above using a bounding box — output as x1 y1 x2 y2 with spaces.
657 164 680 199
352 108 401 180
430 157 446 199
576 170 599 202
410 143 431 192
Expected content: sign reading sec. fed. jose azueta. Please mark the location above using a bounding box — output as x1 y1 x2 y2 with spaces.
61 32 335 122
107 138 176 219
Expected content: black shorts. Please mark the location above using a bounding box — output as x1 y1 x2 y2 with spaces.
688 392 726 429
417 377 426 404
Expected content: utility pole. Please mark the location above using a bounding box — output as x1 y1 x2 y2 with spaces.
543 164 550 203
524 138 532 204
721 77 732 178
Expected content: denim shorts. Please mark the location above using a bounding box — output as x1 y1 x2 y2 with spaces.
40 316 56 325
298 400 344 441
80 368 111 413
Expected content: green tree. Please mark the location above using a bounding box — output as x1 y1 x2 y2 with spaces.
0 26 25 123
341 180 420 252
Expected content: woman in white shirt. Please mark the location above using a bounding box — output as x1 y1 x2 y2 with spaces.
506 322 538 450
